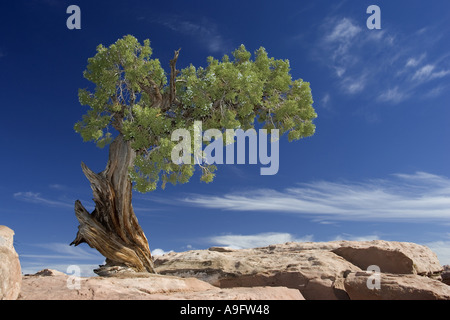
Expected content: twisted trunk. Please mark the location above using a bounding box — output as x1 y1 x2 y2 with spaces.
70 134 155 274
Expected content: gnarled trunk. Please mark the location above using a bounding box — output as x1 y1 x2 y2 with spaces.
70 135 156 274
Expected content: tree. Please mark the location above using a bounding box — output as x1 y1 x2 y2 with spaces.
70 35 316 274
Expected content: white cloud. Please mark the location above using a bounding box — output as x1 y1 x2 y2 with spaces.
334 67 345 77
378 86 408 104
13 191 72 208
49 184 67 190
343 75 366 94
424 85 448 98
430 69 450 80
182 172 450 222
154 15 230 53
315 17 385 98
313 14 449 105
13 191 95 211
319 18 363 70
325 18 361 43
19 242 105 277
331 234 380 242
20 263 99 277
423 241 450 266
406 54 426 68
411 64 450 82
151 248 174 256
412 64 436 81
208 232 313 249
406 58 419 67
21 242 103 261
320 93 331 109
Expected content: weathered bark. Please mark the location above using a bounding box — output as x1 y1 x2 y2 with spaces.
70 134 156 274
169 48 181 106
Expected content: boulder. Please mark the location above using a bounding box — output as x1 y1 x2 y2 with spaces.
257 240 442 275
332 240 442 276
155 245 361 300
19 270 303 300
155 240 445 300
344 271 450 300
441 265 450 285
0 226 21 300
31 268 67 277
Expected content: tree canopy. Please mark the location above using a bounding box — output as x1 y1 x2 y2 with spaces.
74 35 316 193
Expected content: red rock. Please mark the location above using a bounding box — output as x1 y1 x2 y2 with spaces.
344 271 450 300
19 270 303 300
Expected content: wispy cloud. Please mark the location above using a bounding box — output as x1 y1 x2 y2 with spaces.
412 64 436 81
425 240 450 266
182 172 450 222
315 17 384 96
320 93 331 110
320 17 363 79
13 190 96 212
152 248 174 256
206 232 381 250
406 54 426 68
412 64 450 82
312 13 450 106
424 85 449 98
331 233 380 242
19 242 104 277
20 262 100 277
49 184 68 190
324 18 362 44
151 14 231 54
13 191 72 208
378 86 408 104
342 73 367 94
21 242 102 260
208 232 313 249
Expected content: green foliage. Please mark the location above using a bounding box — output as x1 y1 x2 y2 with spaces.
75 35 317 193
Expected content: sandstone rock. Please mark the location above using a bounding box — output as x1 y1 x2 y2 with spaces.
32 269 67 277
344 271 450 300
155 246 361 300
0 226 15 249
332 240 442 276
17 240 446 300
442 265 450 285
19 270 303 300
167 286 303 300
259 240 442 275
155 240 444 300
0 226 21 300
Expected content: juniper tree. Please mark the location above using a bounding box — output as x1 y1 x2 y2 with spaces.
71 35 316 274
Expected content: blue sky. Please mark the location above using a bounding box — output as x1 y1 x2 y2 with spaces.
1 0 450 276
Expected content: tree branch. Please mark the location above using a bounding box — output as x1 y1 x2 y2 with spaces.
169 48 181 106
